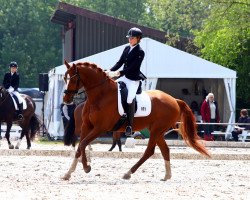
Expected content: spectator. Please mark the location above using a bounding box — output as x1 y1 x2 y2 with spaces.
232 109 249 141
200 93 220 141
60 102 76 129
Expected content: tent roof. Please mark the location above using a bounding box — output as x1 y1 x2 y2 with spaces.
53 37 236 79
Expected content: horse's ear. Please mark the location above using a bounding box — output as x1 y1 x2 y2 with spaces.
72 63 77 72
64 60 71 69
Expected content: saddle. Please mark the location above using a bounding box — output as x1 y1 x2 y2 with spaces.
9 93 27 111
111 81 151 131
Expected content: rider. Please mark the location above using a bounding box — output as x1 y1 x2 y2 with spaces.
2 61 24 120
107 27 146 136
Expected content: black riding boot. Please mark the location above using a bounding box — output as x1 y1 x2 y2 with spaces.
125 100 135 136
18 103 24 120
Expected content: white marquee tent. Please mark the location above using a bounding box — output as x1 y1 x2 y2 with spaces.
44 38 236 138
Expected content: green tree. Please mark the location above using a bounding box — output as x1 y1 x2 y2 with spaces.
67 0 147 24
194 0 250 107
0 0 61 87
142 0 210 53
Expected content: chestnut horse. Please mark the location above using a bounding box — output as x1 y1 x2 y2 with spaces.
64 102 123 152
0 86 40 149
62 61 210 181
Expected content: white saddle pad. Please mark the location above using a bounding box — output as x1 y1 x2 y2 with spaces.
117 85 151 117
10 95 27 110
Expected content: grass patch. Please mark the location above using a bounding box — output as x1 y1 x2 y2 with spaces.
36 136 64 145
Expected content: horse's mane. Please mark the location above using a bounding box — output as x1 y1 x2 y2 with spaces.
76 62 115 83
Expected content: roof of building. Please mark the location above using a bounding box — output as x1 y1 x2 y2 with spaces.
51 2 166 41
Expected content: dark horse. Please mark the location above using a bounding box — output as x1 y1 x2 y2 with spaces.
0 86 40 149
62 61 210 181
64 102 123 152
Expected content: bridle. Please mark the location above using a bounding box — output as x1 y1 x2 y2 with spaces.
64 71 109 95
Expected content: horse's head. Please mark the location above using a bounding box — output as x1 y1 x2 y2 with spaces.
63 60 112 103
0 86 9 104
63 61 84 104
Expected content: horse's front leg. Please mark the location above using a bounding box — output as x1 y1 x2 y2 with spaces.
5 122 14 149
79 129 101 173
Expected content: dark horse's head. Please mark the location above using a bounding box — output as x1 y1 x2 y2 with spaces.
0 86 8 102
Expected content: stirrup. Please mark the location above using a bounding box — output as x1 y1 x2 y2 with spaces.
125 126 132 136
18 114 24 120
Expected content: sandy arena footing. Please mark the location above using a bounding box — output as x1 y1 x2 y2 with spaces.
0 138 249 200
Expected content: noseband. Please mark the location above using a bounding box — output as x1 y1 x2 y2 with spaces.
64 73 81 95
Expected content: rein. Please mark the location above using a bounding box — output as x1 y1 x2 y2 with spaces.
84 77 109 92
64 71 109 94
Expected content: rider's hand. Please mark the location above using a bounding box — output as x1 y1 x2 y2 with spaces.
8 87 14 93
107 70 120 78
105 70 110 75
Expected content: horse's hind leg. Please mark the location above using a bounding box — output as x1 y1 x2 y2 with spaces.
0 123 2 140
123 135 157 180
15 126 30 149
108 140 116 151
117 139 122 152
62 155 81 180
156 136 172 181
5 122 14 149
25 129 31 149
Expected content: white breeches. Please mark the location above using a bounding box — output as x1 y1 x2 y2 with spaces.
11 91 23 104
116 76 140 104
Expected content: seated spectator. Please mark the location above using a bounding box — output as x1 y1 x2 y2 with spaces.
232 109 249 141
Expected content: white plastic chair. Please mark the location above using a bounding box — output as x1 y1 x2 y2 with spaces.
238 130 250 142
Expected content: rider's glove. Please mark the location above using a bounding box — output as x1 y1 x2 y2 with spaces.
7 86 14 93
106 70 120 78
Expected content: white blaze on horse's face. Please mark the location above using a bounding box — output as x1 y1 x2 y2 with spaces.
66 76 70 88
64 73 70 88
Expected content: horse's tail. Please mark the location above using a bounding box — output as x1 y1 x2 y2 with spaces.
176 99 210 158
63 114 77 146
30 114 41 140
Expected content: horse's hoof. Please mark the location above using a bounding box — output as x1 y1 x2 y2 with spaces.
123 173 131 180
84 165 91 173
27 147 31 150
15 146 19 149
161 175 171 181
62 173 71 181
9 145 14 149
